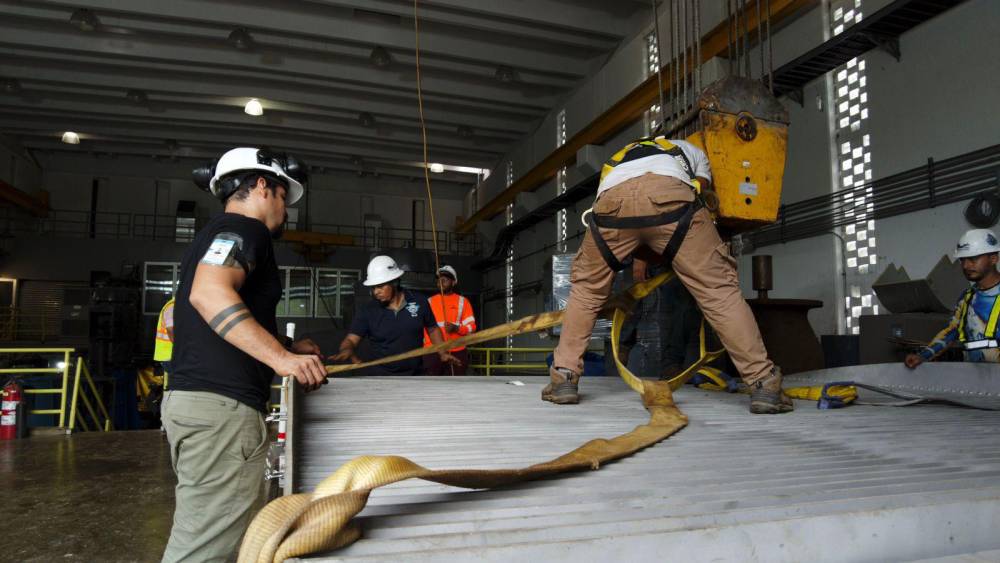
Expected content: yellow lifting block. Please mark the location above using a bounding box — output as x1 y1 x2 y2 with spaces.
687 76 789 233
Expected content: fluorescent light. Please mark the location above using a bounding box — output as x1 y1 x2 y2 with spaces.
61 131 80 144
244 98 263 116
406 161 487 176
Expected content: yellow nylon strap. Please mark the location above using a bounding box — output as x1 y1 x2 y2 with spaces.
784 385 857 404
243 271 719 563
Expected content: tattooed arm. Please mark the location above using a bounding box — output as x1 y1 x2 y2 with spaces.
189 252 327 389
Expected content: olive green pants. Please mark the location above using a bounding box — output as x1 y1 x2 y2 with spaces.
161 390 268 563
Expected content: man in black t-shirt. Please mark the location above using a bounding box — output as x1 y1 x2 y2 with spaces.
161 147 328 563
331 255 459 375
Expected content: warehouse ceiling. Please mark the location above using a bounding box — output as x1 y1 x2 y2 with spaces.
0 0 650 188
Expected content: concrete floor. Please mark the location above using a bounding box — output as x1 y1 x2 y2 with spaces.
0 430 175 562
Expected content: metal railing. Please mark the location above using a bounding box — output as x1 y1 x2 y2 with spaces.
0 348 111 433
67 356 112 433
468 347 554 376
0 209 482 255
0 310 59 342
300 222 482 255
0 347 73 428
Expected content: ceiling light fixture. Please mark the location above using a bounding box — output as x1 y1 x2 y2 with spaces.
69 8 101 32
369 45 392 68
61 131 80 145
494 65 517 83
126 89 148 104
228 27 255 51
244 98 263 116
358 112 375 127
428 163 445 174
1 78 22 95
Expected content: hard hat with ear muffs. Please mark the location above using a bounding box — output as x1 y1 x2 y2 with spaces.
192 147 306 204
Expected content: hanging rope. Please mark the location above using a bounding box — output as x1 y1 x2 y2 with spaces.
651 0 667 133
757 0 764 82
413 0 454 374
766 0 774 92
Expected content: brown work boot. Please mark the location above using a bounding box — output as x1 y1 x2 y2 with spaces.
749 367 794 414
542 366 580 404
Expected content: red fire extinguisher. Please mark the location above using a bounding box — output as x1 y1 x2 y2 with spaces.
1 378 23 441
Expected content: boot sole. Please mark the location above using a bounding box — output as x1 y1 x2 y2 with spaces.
542 394 580 405
749 400 794 414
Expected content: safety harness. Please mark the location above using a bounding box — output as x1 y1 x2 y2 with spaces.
957 287 1000 350
589 137 703 272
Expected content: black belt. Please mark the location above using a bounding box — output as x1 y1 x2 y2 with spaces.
586 199 701 272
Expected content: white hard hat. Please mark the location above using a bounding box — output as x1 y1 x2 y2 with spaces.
437 265 458 283
364 255 405 286
954 228 1000 259
209 148 304 205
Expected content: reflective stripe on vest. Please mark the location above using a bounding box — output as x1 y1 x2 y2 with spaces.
957 288 1000 345
599 137 697 188
154 300 174 361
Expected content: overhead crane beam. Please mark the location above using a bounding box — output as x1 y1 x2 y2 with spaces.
456 0 817 234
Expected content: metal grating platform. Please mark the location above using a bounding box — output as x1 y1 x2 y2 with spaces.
292 374 1000 562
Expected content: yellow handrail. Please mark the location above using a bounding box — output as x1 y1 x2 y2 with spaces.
67 357 112 433
468 347 556 376
0 348 73 428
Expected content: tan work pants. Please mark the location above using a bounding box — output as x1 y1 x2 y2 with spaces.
553 173 773 385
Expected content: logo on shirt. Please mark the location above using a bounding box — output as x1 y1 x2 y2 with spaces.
405 302 420 317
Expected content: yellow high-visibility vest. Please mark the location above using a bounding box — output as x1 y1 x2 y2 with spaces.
154 298 175 362
957 288 1000 344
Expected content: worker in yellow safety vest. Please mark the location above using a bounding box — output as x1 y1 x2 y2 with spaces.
423 265 476 374
154 297 175 387
906 229 1000 367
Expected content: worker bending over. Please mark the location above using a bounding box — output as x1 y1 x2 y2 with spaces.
423 265 476 374
906 229 1000 367
332 256 459 375
162 148 328 562
545 135 792 414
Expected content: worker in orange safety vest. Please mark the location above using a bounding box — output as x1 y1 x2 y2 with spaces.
423 265 476 374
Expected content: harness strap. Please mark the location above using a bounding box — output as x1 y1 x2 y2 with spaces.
587 200 702 273
593 203 692 229
587 212 627 272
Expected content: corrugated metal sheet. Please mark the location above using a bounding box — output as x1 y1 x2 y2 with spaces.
293 374 1000 562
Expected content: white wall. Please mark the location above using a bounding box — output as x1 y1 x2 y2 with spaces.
864 0 1000 289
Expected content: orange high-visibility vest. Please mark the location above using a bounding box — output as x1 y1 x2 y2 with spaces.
423 293 476 352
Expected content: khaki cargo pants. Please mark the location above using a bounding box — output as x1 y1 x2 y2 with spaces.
553 173 774 385
161 390 268 563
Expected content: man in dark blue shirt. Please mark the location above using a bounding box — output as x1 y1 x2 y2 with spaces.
331 256 459 375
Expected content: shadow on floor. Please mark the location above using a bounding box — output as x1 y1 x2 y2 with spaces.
0 430 175 562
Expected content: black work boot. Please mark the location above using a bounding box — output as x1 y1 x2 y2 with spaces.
542 366 580 405
749 367 794 414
